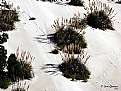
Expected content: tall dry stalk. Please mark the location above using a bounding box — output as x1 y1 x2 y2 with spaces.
62 44 82 54
58 47 91 81
16 47 35 65
84 0 116 18
51 14 85 33
61 47 90 64
12 79 29 91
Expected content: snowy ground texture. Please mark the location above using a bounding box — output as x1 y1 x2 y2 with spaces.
1 0 121 91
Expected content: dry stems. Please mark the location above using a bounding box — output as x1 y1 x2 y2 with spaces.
61 47 90 64
84 0 116 18
16 47 35 65
12 80 29 91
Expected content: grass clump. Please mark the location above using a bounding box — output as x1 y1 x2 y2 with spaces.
51 17 87 54
86 10 114 30
7 48 34 81
7 54 33 81
58 50 90 81
70 13 87 30
84 0 116 30
0 1 19 32
54 26 87 49
0 47 34 89
53 26 87 54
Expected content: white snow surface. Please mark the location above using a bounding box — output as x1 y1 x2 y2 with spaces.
1 0 121 91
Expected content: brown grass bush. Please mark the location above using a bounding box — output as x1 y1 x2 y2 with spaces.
0 1 19 31
58 49 90 81
84 0 116 30
51 17 87 54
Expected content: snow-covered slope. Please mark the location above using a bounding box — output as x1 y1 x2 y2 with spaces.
1 0 121 91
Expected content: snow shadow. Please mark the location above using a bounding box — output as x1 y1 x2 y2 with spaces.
40 64 61 76
34 33 56 44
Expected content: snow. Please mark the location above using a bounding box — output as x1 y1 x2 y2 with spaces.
1 0 121 91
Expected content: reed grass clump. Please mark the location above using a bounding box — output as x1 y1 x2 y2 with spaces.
84 0 115 30
54 26 87 49
58 50 90 81
51 17 87 54
0 47 34 89
0 1 19 31
7 48 34 81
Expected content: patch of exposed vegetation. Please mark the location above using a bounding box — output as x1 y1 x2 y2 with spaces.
0 47 34 89
58 50 90 81
84 0 115 30
12 81 29 91
0 1 19 32
50 17 87 54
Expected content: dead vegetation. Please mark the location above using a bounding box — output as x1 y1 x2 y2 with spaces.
50 16 87 54
0 0 19 31
84 0 116 30
58 49 90 81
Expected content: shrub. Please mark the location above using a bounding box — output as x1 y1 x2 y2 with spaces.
0 78 11 89
7 54 21 81
0 1 19 32
0 47 34 89
0 45 7 72
86 10 114 30
0 37 9 89
84 0 115 30
58 50 90 81
7 53 33 81
0 71 11 89
51 17 87 53
53 25 87 53
15 48 34 79
0 33 9 44
68 0 84 6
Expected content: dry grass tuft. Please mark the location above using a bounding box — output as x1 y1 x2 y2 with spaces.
58 49 90 81
16 47 35 65
51 16 87 54
84 0 116 30
0 0 19 31
12 80 29 91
